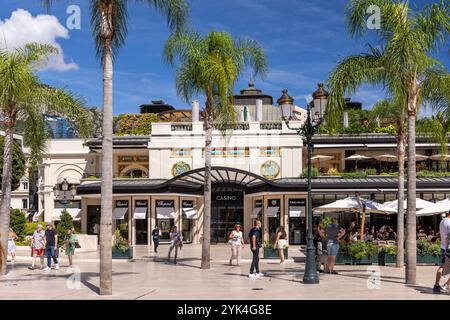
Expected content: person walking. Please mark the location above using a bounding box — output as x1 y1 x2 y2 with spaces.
7 228 17 264
433 210 450 293
168 226 182 264
63 229 78 268
228 224 244 266
314 224 326 273
44 222 59 271
152 225 161 253
318 217 346 275
273 226 288 264
29 224 45 270
248 219 263 279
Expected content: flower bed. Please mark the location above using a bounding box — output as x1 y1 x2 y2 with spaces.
112 229 132 259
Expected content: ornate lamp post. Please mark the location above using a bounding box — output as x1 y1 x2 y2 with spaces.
277 83 329 284
53 178 77 211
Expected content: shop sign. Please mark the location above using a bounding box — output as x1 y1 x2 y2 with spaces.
254 200 263 208
115 200 129 208
289 199 306 207
213 193 243 203
156 200 175 207
268 199 280 207
182 200 194 208
135 200 148 208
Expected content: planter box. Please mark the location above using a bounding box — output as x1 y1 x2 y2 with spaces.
378 253 396 266
417 254 441 265
335 252 352 265
112 247 133 259
263 248 288 259
353 255 378 265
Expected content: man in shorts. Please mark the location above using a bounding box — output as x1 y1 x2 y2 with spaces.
319 217 346 275
433 210 450 293
29 224 45 270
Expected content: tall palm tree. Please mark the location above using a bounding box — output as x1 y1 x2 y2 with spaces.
0 43 92 274
329 0 449 284
372 97 406 267
164 30 267 268
43 0 189 295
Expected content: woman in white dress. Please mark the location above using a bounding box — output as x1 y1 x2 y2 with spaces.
8 228 17 264
228 224 244 266
274 226 288 264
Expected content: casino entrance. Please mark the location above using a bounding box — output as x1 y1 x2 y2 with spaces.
211 186 244 243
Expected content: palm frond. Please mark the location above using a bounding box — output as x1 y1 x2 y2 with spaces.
136 0 189 34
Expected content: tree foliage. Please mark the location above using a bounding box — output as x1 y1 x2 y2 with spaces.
113 113 158 135
0 136 25 191
56 210 73 246
9 209 26 241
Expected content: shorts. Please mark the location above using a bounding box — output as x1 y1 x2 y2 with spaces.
33 248 44 257
327 241 339 256
277 239 287 249
440 248 446 266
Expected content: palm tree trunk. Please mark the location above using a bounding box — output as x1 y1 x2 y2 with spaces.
201 101 212 269
405 91 418 284
396 124 405 268
0 116 14 275
99 43 113 295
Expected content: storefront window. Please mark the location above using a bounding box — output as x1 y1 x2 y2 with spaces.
288 199 306 245
114 200 129 240
134 200 148 245
182 200 197 243
267 199 281 242
156 200 175 241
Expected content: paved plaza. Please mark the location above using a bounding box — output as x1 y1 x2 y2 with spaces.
1 245 449 300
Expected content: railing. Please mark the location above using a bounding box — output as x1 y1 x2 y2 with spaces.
82 173 149 179
171 123 192 131
260 122 282 130
212 123 250 131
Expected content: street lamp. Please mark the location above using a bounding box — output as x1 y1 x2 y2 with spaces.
277 83 329 284
53 178 77 211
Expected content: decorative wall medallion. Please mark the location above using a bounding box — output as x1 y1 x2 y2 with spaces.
172 162 191 177
260 160 280 179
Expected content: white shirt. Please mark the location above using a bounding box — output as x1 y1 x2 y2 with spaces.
230 230 243 245
439 217 450 249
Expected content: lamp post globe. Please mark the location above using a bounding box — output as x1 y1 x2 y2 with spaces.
277 89 294 121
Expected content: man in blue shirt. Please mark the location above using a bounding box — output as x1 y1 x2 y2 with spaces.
248 219 263 278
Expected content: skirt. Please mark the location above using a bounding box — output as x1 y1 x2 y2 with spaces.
8 239 16 253
277 239 287 249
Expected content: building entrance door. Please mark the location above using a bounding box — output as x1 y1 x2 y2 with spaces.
211 190 244 243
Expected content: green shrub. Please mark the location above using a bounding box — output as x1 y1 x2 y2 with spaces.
365 168 377 175
321 216 332 228
301 167 319 178
348 241 377 260
341 171 368 179
25 222 41 236
9 209 26 240
427 243 442 256
113 229 130 252
56 210 74 246
380 244 397 256
417 239 430 256
15 237 32 246
0 136 26 191
326 168 340 176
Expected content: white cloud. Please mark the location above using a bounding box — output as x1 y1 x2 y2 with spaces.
0 9 77 72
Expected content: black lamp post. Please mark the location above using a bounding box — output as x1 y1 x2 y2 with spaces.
277 83 329 284
53 178 77 211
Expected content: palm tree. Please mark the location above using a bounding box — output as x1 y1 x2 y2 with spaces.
164 30 267 268
0 43 92 275
329 0 449 284
372 97 406 267
43 0 189 295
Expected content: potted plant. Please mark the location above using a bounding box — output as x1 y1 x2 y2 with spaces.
263 241 288 259
335 240 352 264
112 229 132 259
348 241 378 265
417 240 441 265
378 244 397 265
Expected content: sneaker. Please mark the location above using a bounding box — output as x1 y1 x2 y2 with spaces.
256 273 264 277
28 266 35 270
317 269 324 273
331 270 339 275
54 264 59 270
43 267 51 271
248 273 257 279
433 285 445 294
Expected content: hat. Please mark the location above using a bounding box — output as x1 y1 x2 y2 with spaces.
46 222 52 226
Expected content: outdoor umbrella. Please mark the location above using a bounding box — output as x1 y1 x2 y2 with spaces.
374 154 398 172
414 154 428 161
314 196 396 240
345 154 371 170
383 198 434 212
416 199 450 216
429 154 450 161
311 155 334 171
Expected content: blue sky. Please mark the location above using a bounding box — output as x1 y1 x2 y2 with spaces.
0 0 448 115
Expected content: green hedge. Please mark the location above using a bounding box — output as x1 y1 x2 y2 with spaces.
10 209 26 240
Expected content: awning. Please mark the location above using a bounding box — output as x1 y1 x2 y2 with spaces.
266 206 279 218
113 207 128 220
52 208 82 221
133 207 147 220
182 207 198 219
289 206 305 217
251 207 262 218
33 210 43 222
156 207 175 219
